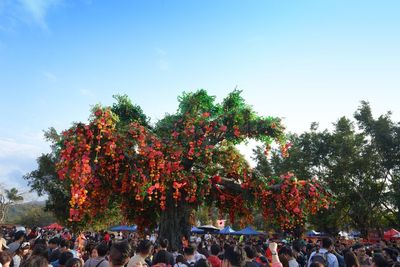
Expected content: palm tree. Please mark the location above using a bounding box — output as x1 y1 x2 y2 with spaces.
0 187 24 224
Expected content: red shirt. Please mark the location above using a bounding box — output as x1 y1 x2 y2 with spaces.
208 255 222 267
104 233 110 242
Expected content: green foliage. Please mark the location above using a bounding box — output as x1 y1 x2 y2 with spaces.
254 101 400 235
24 153 70 223
7 202 56 227
111 94 151 128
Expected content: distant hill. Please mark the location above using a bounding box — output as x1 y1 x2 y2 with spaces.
6 200 56 227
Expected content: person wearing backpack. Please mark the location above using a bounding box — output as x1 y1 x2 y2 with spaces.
307 238 338 267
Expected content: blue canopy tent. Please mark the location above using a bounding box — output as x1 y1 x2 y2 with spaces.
306 230 319 237
219 226 236 235
191 226 205 234
234 226 264 236
110 225 137 232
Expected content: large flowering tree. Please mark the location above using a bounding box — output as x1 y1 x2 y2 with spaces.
57 90 331 247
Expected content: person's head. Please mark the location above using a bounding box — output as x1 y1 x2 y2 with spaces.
176 254 185 264
60 239 72 252
137 239 152 257
0 251 12 267
65 258 83 267
184 246 195 260
16 242 31 256
49 237 60 249
32 244 50 259
372 254 388 267
211 244 221 256
59 251 74 267
21 255 48 267
352 244 366 257
153 249 168 265
0 238 8 252
96 242 108 257
160 239 169 249
321 238 333 250
292 240 304 253
383 247 399 263
279 246 294 259
279 255 289 267
109 240 131 267
309 263 324 267
223 246 245 267
344 251 360 267
244 246 257 260
14 231 25 242
85 242 97 258
194 259 210 267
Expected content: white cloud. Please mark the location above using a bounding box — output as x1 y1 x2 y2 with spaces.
0 0 61 30
18 0 61 28
0 138 43 159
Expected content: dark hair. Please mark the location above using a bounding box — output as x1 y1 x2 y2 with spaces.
59 251 74 266
279 246 294 257
153 249 168 264
160 239 169 249
292 240 304 252
14 231 26 241
184 246 195 256
21 255 48 267
60 239 72 249
309 263 324 267
32 244 50 259
194 259 210 267
321 238 333 249
34 238 47 246
176 254 185 263
352 244 364 251
49 237 60 245
244 246 257 259
224 246 245 267
372 254 388 267
110 240 131 266
0 251 12 265
65 258 83 267
211 244 221 256
383 247 399 262
279 255 289 267
344 251 360 267
137 240 152 255
96 243 109 257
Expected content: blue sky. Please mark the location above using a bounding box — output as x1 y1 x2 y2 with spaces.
0 0 399 194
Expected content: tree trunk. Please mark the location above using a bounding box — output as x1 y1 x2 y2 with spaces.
158 195 191 251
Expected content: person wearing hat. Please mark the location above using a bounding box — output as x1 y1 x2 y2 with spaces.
7 231 26 254
0 238 9 252
12 242 30 267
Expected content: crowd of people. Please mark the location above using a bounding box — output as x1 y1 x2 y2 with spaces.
0 226 399 267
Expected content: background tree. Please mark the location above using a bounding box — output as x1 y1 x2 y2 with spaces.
254 102 400 235
33 90 329 248
7 203 56 227
0 187 24 224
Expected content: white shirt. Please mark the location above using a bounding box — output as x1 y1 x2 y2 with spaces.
307 249 338 267
127 254 147 267
288 259 299 267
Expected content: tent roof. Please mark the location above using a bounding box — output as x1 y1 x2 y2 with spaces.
219 226 236 235
109 225 137 232
235 226 263 235
191 226 205 234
